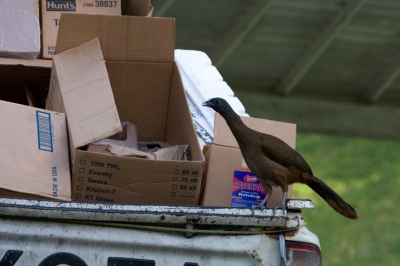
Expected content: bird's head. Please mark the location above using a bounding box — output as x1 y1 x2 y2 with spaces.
202 97 234 118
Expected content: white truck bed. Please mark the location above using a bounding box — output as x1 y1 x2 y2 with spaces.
0 197 317 266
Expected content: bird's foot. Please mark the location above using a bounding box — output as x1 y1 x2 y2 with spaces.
251 202 266 217
251 205 257 217
274 191 288 217
251 193 269 217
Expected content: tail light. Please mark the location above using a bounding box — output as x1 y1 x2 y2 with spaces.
285 241 322 266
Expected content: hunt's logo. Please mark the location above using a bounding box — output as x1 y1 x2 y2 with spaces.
46 0 76 12
244 174 258 183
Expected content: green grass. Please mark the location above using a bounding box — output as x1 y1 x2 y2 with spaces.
292 133 400 266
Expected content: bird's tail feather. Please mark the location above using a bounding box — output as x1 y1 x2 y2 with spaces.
304 174 358 219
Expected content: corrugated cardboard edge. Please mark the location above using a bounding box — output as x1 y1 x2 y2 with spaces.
0 58 52 68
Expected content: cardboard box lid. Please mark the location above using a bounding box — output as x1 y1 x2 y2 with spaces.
49 38 122 148
213 114 297 149
55 14 175 63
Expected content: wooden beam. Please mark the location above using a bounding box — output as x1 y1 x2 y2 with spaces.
363 61 400 103
235 92 400 140
211 0 275 68
152 0 176 17
274 0 366 96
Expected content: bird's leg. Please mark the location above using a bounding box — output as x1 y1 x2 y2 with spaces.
273 191 287 217
252 193 270 217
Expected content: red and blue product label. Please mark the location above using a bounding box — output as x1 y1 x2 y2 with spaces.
231 170 267 208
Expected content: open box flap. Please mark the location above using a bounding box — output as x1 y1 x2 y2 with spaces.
55 14 175 63
48 38 122 148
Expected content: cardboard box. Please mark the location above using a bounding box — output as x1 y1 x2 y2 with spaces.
41 0 154 59
0 1 152 201
0 58 70 201
0 100 70 200
0 0 40 58
201 115 296 208
46 14 205 205
0 0 151 104
41 0 122 59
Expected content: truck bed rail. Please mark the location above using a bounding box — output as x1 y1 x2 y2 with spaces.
0 197 313 231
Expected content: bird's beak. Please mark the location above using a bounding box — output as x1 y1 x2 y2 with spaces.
202 100 210 107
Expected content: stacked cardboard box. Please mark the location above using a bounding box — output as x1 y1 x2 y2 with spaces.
0 1 297 208
46 14 206 205
41 0 122 58
0 0 41 59
0 0 153 202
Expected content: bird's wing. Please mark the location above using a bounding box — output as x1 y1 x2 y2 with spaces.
260 134 313 175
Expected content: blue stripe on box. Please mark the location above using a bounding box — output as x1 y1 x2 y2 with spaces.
36 111 53 152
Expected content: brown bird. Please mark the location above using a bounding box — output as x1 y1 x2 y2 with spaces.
203 97 358 219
